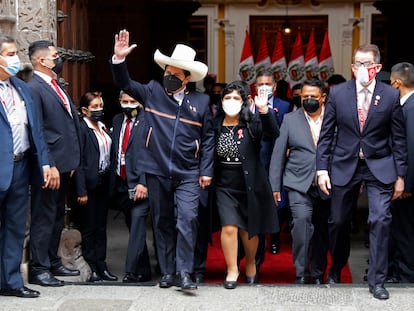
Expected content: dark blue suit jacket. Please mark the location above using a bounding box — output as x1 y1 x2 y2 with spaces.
317 79 407 186
111 61 214 181
0 77 49 191
27 73 80 174
402 93 414 192
109 112 147 193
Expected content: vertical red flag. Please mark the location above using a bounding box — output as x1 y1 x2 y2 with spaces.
287 31 306 87
238 30 256 89
318 30 335 82
254 31 271 75
270 31 288 82
304 29 319 79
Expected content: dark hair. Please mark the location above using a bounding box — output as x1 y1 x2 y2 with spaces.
391 62 414 88
256 68 275 82
79 91 102 109
276 79 289 99
222 80 255 137
326 74 346 86
0 34 15 53
291 83 303 92
301 77 327 94
28 40 54 59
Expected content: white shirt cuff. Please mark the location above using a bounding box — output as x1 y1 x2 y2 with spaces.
317 170 329 176
112 55 125 64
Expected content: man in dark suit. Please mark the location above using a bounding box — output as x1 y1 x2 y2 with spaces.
317 44 407 300
387 62 414 283
255 69 291 264
27 40 81 287
0 34 52 298
109 91 151 283
111 30 214 290
269 78 330 284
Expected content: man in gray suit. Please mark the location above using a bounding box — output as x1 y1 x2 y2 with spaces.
269 78 330 284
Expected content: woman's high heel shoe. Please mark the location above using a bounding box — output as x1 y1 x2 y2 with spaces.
246 274 259 284
223 271 240 289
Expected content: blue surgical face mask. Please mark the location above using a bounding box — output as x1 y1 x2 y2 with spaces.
0 54 21 76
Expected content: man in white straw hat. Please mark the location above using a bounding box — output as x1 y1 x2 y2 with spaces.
110 30 214 290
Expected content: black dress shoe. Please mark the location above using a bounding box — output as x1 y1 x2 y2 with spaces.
178 272 197 290
313 277 325 285
159 274 174 288
122 273 151 283
88 271 102 282
194 273 204 284
0 286 40 298
51 265 80 277
246 274 259 284
29 271 64 287
369 285 389 300
99 270 118 281
327 271 341 284
294 276 310 284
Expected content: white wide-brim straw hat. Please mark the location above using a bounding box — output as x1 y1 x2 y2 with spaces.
154 44 208 82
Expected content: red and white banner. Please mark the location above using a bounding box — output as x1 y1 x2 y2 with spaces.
304 29 319 80
318 30 335 82
255 31 271 75
238 30 256 88
270 31 288 82
287 31 306 87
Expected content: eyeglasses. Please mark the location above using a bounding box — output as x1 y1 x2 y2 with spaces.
353 61 376 68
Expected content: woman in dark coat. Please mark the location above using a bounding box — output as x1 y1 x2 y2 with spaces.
213 81 280 289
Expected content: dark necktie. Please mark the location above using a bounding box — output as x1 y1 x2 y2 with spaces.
120 118 131 180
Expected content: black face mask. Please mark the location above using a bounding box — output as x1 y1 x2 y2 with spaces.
52 57 64 75
291 96 302 109
302 98 320 113
89 109 104 123
122 106 139 119
163 74 183 93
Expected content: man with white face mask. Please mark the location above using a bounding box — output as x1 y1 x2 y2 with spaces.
0 34 51 298
317 43 407 300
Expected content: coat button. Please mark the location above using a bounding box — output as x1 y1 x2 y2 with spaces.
247 186 252 191
244 171 249 175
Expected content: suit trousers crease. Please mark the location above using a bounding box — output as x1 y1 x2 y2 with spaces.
0 159 29 289
114 177 151 275
329 163 393 286
29 172 70 272
147 174 199 275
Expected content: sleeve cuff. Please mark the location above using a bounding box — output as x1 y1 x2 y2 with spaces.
317 170 328 176
112 55 125 64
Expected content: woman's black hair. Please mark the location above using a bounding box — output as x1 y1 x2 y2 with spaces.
221 80 255 139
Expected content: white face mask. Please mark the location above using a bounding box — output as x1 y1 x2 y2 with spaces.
257 85 273 99
355 65 377 86
222 99 242 117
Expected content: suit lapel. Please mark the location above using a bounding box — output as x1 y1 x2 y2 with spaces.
364 82 383 130
297 110 317 150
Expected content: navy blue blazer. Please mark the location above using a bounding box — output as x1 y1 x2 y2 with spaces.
74 118 111 196
0 77 49 191
109 111 147 193
111 61 215 181
317 79 407 186
27 73 80 173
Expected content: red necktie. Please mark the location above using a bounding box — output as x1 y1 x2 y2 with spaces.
51 79 71 114
120 119 131 180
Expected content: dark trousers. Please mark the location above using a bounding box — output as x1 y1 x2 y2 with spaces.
193 188 210 276
0 159 29 289
389 196 414 282
30 172 70 273
78 174 109 273
147 174 199 275
329 162 393 287
114 177 151 276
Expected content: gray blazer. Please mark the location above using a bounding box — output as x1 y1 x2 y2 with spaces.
269 108 317 194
